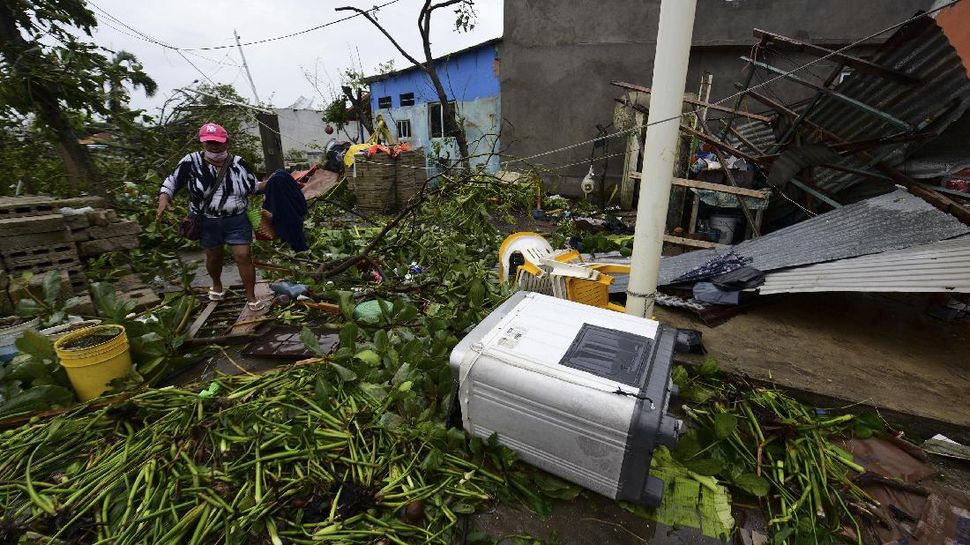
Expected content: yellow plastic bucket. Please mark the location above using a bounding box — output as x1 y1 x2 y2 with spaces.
54 324 132 401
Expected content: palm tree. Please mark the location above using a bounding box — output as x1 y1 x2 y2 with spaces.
106 50 158 114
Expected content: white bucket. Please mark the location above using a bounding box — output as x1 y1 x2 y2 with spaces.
0 316 40 362
710 215 740 244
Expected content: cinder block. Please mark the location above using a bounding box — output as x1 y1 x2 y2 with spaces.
64 213 91 230
120 288 160 311
70 229 91 242
78 235 140 257
85 210 110 227
87 221 140 239
54 196 107 209
0 230 73 252
0 214 67 236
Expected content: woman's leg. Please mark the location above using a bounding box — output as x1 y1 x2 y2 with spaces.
205 246 225 292
231 244 257 302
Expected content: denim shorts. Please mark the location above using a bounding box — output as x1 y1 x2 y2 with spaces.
200 213 253 249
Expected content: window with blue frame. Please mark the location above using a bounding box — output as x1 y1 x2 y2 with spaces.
399 93 415 106
378 96 392 109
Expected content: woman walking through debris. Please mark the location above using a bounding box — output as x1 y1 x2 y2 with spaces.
156 122 267 311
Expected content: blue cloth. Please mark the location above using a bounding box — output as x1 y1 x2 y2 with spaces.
263 169 309 252
200 213 253 249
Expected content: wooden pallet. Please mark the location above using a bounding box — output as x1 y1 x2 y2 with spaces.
0 196 106 220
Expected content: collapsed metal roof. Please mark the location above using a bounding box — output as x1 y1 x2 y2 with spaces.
758 235 970 294
726 14 970 200
657 189 970 285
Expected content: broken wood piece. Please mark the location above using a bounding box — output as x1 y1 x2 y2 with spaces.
182 334 259 348
228 283 275 336
630 174 771 199
663 234 724 249
741 57 913 131
187 301 219 339
679 123 767 165
232 316 277 328
299 300 342 314
853 472 930 496
612 80 773 123
752 29 920 85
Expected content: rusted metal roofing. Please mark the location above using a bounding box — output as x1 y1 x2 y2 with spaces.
725 15 970 199
758 235 970 294
803 16 970 194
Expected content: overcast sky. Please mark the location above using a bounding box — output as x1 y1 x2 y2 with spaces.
89 0 503 114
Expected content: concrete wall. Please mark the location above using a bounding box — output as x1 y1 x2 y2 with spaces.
368 43 501 172
501 0 935 194
244 109 368 167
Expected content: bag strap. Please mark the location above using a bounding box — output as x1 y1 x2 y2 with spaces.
198 153 233 212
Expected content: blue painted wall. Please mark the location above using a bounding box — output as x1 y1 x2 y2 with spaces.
369 43 500 111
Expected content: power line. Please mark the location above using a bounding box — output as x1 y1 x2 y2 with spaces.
93 9 242 68
88 0 401 52
500 0 963 168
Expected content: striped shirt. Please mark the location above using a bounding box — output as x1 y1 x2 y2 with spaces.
160 153 258 217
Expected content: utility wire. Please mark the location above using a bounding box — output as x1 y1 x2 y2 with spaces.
88 0 401 52
499 0 963 168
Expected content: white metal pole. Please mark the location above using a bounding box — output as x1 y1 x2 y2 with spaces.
625 0 698 318
234 30 262 105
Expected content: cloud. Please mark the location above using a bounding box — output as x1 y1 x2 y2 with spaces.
91 0 503 114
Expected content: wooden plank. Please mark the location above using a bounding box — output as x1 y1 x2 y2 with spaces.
620 109 644 210
663 234 724 249
679 123 767 165
227 283 274 336
753 28 919 85
688 194 701 234
186 301 218 339
630 173 771 199
612 80 772 123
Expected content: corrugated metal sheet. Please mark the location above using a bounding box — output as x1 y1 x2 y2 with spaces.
759 235 970 294
725 16 970 200
805 17 970 195
900 110 970 178
657 189 970 285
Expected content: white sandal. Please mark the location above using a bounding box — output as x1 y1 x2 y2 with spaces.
208 288 226 301
247 300 267 312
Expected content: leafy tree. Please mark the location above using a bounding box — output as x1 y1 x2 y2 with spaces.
0 0 156 196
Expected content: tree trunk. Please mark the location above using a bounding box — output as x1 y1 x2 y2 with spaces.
425 71 471 172
0 4 103 196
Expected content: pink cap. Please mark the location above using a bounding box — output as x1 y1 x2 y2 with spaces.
198 123 228 143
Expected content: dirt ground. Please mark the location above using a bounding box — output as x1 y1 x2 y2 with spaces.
657 292 970 434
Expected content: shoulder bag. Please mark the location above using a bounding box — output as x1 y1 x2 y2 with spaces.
178 154 233 240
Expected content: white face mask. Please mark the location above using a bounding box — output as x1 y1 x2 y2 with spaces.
204 150 228 162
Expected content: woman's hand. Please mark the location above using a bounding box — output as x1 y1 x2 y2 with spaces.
156 193 171 221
